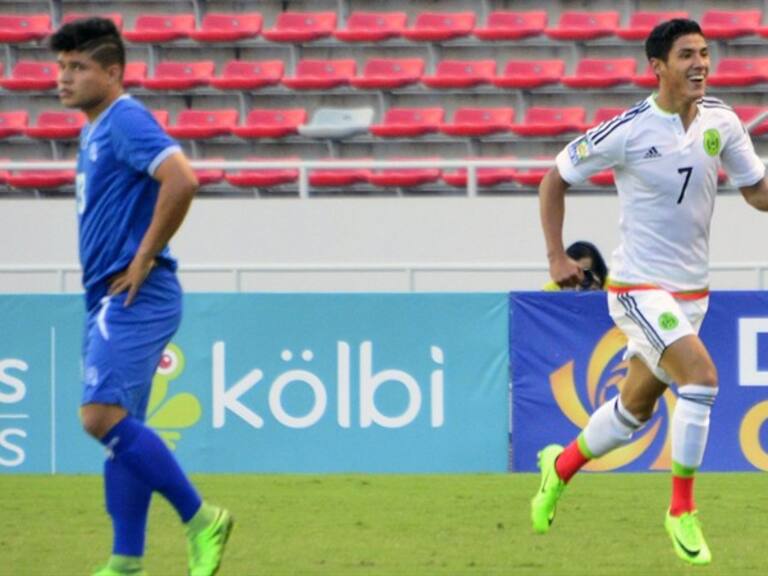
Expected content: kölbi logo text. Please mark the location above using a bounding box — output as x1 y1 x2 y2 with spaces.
213 341 445 429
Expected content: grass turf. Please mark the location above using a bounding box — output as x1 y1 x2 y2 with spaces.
1 473 766 575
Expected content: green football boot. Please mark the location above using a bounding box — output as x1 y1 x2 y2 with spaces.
665 510 712 566
187 506 234 576
530 444 566 534
91 564 146 576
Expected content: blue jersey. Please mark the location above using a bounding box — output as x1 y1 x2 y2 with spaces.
76 94 181 311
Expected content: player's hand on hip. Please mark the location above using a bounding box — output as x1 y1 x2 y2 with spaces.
108 257 156 307
549 255 584 288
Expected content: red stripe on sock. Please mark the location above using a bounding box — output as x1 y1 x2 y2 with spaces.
669 476 696 516
555 440 590 483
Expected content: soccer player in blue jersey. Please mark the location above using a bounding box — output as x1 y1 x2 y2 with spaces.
50 18 233 576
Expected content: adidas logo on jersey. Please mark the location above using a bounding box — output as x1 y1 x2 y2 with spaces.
644 146 662 159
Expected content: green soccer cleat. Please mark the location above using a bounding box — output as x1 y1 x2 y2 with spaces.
187 506 234 576
530 444 566 534
91 565 146 576
665 510 712 566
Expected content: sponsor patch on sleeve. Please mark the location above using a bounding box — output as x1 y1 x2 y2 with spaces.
567 136 592 166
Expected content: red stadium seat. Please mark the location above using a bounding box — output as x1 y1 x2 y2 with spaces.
142 61 214 90
225 159 299 188
189 12 262 42
370 108 444 137
707 58 768 87
0 14 51 42
402 11 475 41
123 61 148 88
210 60 283 90
367 163 441 187
309 166 371 187
0 111 29 138
334 12 407 42
474 11 547 40
25 110 86 139
442 163 517 187
0 160 7 185
151 110 170 129
589 171 615 186
633 64 658 88
422 59 496 88
616 11 689 40
511 166 549 187
561 58 636 89
702 10 760 39
6 169 76 189
733 106 768 135
166 109 238 139
262 11 336 42
62 13 123 30
509 107 587 137
123 14 195 43
194 163 225 186
231 108 307 139
350 58 424 89
544 11 619 41
282 59 355 90
587 107 626 129
439 108 514 137
0 60 57 91
492 59 564 89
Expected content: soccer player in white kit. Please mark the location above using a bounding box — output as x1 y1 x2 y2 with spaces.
531 19 768 566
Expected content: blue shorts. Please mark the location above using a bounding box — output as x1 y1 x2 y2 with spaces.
81 266 182 421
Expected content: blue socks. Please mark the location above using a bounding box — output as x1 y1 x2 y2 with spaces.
101 416 203 556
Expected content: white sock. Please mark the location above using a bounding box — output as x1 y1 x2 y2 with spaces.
582 396 643 458
672 384 718 469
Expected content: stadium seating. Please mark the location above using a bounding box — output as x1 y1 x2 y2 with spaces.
701 10 761 39
152 110 170 129
734 105 768 135
587 107 627 128
62 13 124 29
231 109 307 139
402 11 475 41
123 14 195 42
0 14 51 42
188 12 263 43
309 165 371 187
123 62 148 88
442 163 517 187
510 165 550 187
367 163 442 187
369 108 444 137
544 11 620 41
0 111 29 138
633 65 658 88
473 11 547 40
166 109 238 139
707 58 768 86
210 60 284 90
142 61 215 90
334 12 407 42
5 169 76 189
439 108 514 137
589 171 615 186
350 58 424 90
282 59 356 89
25 110 86 139
492 59 564 89
509 108 587 137
262 11 337 42
0 60 57 91
193 163 225 186
297 107 373 139
225 159 299 188
561 58 637 89
615 11 689 40
422 60 496 88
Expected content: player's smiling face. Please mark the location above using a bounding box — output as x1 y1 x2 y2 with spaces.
654 33 709 102
56 50 120 119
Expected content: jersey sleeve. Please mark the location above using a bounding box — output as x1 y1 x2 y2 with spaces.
555 121 628 185
110 105 181 176
721 115 766 188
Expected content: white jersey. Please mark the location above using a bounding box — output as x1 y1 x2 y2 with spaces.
556 94 765 292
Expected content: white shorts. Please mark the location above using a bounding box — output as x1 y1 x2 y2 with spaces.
608 290 709 384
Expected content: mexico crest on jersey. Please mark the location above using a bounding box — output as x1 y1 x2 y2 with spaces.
703 128 721 157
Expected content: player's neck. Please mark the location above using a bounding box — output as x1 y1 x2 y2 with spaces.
83 88 124 122
654 91 698 131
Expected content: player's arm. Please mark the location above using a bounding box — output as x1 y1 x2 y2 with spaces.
109 152 198 305
539 166 583 288
739 176 768 211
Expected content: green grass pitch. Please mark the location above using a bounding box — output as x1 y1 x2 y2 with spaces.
1 473 766 575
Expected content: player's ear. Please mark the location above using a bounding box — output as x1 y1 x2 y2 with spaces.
106 62 122 86
649 57 664 79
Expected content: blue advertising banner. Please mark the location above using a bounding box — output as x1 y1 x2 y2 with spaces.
1 293 509 474
509 291 768 472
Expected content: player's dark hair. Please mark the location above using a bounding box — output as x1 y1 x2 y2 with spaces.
567 241 608 288
49 17 125 70
645 18 703 62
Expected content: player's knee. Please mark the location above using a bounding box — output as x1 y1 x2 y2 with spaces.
621 395 656 423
